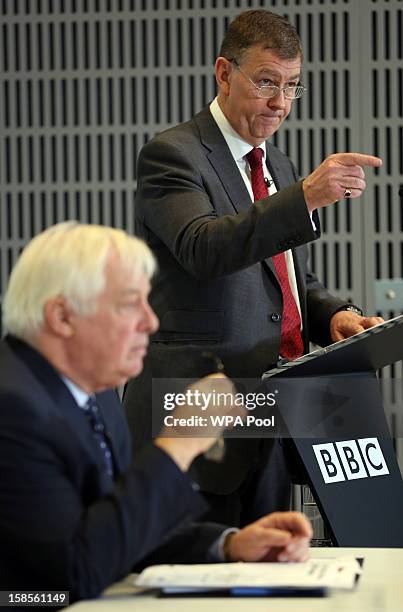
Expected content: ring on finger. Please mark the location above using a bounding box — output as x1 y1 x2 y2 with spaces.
344 188 352 198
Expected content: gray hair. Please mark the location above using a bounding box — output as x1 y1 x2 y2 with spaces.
2 221 156 340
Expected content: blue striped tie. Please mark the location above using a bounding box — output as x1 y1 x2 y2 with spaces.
84 395 115 478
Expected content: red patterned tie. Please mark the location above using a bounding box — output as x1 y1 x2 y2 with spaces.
246 147 304 360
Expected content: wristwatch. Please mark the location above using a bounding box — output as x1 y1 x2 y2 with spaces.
340 305 363 316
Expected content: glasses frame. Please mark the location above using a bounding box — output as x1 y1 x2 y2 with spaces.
229 59 306 100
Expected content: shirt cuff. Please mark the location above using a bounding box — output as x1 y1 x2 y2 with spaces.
309 211 317 232
208 527 240 562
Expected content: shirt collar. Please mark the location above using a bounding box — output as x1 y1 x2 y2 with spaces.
61 375 90 409
209 97 266 163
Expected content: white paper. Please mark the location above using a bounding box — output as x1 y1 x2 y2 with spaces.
135 556 362 592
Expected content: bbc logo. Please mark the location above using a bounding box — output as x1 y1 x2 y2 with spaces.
313 438 389 484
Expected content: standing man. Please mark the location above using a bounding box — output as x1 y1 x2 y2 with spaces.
124 10 383 526
0 222 312 604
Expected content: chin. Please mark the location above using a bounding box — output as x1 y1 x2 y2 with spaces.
98 364 144 390
251 131 275 143
126 360 144 380
262 127 278 138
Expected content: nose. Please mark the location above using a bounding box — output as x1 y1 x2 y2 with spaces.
140 299 159 334
267 88 286 109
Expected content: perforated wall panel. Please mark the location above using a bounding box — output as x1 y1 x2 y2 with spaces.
1 0 402 442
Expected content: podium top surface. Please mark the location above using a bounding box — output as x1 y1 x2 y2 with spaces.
263 314 403 378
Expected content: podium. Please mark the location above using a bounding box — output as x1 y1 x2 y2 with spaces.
263 315 403 547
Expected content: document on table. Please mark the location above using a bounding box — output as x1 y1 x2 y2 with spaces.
134 557 363 596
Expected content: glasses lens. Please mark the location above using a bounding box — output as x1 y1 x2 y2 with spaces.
258 86 278 99
258 85 306 99
286 85 305 99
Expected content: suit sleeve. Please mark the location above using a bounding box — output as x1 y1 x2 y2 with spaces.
292 240 352 346
133 522 229 570
136 137 318 280
0 391 220 602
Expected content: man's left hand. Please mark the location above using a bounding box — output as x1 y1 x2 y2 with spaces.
330 310 384 342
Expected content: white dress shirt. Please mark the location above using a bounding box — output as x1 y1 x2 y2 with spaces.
62 375 90 408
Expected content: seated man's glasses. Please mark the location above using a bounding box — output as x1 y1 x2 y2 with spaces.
230 58 306 100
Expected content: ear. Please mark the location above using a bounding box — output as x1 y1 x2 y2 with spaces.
215 56 233 96
43 296 75 338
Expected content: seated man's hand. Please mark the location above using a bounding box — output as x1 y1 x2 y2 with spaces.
226 511 312 563
330 310 384 342
155 374 243 471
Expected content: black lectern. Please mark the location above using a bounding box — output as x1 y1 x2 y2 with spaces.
263 315 403 547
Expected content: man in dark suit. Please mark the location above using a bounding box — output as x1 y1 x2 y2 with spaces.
0 222 312 606
123 9 383 525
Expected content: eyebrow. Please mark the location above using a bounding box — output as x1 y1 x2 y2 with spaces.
257 70 301 80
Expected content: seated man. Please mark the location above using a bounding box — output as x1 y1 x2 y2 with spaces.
0 222 311 605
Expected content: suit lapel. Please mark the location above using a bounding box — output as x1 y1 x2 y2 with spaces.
263 143 287 279
194 107 251 214
53 384 104 464
265 144 292 191
290 246 308 332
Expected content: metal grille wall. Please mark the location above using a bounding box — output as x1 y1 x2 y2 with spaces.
0 1 402 409
360 0 403 457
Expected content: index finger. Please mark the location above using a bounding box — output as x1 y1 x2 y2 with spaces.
360 316 385 329
260 512 313 538
334 152 383 167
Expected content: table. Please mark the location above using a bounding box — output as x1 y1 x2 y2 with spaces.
69 547 403 611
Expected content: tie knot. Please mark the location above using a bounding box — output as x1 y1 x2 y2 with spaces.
246 147 264 169
85 395 98 412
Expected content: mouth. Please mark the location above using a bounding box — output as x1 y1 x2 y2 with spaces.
261 114 282 121
132 345 148 356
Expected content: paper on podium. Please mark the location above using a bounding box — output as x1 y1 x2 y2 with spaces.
134 557 362 595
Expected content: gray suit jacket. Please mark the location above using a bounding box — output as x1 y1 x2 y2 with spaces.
124 106 348 495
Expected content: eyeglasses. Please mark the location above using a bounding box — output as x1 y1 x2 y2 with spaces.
230 59 306 100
